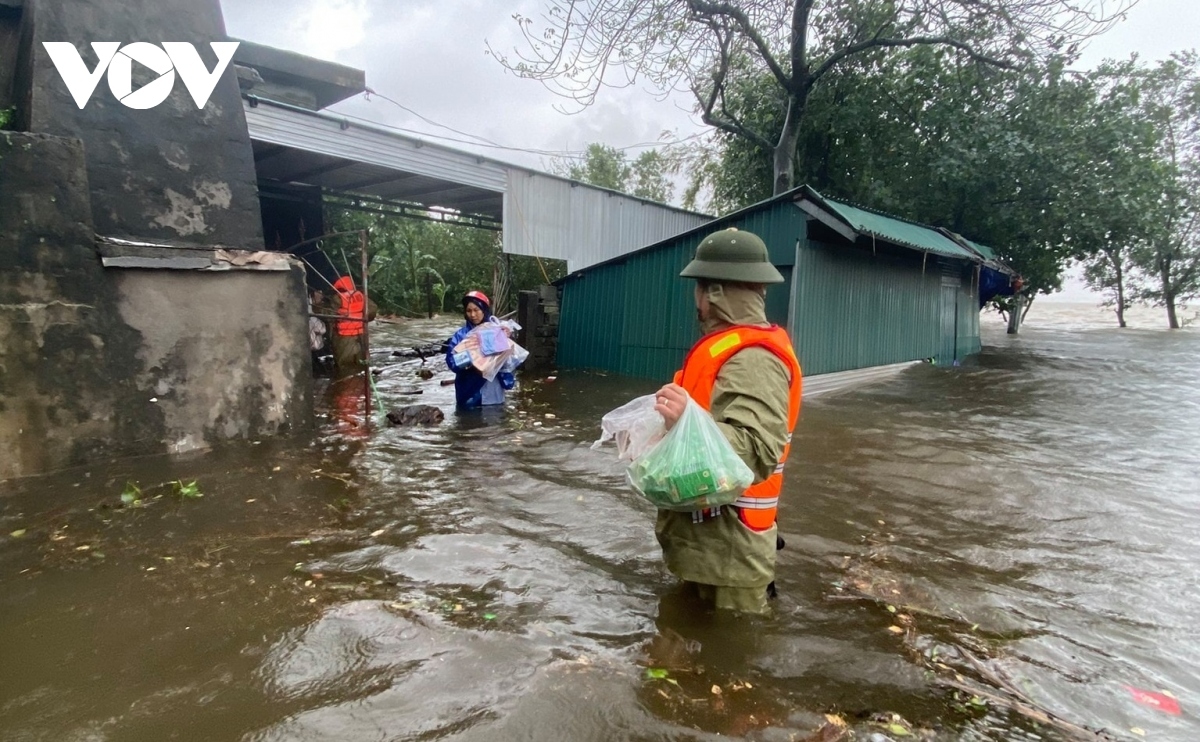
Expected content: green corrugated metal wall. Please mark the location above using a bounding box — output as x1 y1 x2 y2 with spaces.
790 239 980 375
792 239 926 375
557 203 806 379
958 264 982 358
557 200 981 379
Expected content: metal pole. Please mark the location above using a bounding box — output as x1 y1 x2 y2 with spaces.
297 254 338 292
284 230 366 254
360 230 371 420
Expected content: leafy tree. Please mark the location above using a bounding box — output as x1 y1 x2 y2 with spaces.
559 142 676 202
629 149 674 202
567 143 630 189
491 0 1135 196
322 208 566 317
1076 60 1164 327
687 47 1109 308
1126 53 1200 329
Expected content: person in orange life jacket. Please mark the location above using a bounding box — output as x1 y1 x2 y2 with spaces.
330 276 378 376
445 291 516 409
652 227 802 614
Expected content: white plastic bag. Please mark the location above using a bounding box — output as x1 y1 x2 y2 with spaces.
626 398 754 511
591 394 666 462
501 343 530 374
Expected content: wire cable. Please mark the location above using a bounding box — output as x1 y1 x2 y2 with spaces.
350 89 707 160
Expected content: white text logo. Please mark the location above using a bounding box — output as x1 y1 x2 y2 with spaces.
42 41 240 110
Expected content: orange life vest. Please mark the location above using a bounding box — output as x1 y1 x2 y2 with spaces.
673 325 802 530
335 290 366 336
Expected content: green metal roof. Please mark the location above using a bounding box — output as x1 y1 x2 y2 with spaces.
959 236 998 261
812 195 980 261
935 229 1014 272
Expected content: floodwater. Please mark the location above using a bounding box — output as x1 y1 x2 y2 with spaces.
1 304 1197 741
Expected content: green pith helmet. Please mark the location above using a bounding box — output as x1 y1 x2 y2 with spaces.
680 228 784 284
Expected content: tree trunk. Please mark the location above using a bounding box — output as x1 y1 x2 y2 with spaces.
1161 263 1179 329
1115 262 1127 328
1007 294 1023 334
773 96 805 195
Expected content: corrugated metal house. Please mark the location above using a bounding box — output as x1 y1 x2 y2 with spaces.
557 186 995 380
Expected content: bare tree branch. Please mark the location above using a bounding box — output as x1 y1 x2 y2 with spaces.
685 0 792 89
691 23 774 151
810 35 1012 88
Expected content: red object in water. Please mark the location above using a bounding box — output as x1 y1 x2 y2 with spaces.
1127 687 1182 716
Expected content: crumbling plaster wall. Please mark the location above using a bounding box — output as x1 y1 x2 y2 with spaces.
114 268 310 455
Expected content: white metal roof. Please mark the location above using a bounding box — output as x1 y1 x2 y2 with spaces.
242 98 711 271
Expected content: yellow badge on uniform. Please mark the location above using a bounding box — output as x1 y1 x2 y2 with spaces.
709 333 741 357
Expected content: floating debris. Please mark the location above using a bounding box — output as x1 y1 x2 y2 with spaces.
1127 686 1181 715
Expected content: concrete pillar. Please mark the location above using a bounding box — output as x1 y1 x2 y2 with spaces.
517 286 560 373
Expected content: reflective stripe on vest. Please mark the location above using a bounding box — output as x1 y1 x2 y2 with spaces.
336 291 366 336
672 325 802 530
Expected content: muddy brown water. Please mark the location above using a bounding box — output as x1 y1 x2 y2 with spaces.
1 307 1197 741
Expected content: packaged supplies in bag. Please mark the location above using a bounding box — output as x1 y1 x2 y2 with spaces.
500 343 530 374
475 323 511 356
591 394 665 461
472 347 522 381
452 321 529 381
626 398 754 511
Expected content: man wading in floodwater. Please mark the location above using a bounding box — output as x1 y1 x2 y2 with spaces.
330 275 377 376
652 228 802 614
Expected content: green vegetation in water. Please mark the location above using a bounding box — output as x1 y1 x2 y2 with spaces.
171 480 203 500
116 479 202 506
120 481 143 506
0 107 14 131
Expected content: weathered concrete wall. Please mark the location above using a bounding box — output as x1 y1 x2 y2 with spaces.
0 132 149 477
0 131 311 480
0 2 21 114
20 0 263 248
113 269 310 455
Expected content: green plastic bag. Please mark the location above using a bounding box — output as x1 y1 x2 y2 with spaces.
627 398 754 511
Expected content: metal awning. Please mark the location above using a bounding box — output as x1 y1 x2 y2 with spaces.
245 97 505 226
242 95 713 270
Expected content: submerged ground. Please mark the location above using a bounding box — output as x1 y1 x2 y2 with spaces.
2 305 1197 741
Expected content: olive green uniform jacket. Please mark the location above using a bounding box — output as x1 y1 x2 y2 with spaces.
654 285 792 612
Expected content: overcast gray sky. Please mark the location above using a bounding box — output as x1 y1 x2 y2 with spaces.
220 0 1199 300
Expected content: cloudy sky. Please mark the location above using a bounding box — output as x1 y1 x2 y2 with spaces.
220 0 1199 300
